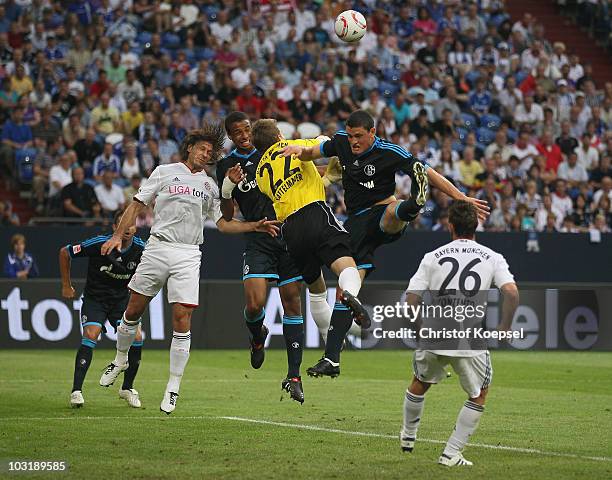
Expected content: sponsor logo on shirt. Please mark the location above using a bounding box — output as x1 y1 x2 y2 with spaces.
168 184 208 199
73 245 82 254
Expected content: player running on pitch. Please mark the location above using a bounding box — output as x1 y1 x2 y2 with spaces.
217 111 307 403
60 211 145 408
253 119 370 379
400 201 519 466
99 124 280 414
280 110 490 375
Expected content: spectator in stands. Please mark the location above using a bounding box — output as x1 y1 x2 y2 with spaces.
557 152 589 190
123 174 141 203
91 93 121 138
487 197 514 231
32 107 61 144
536 194 563 231
1 107 34 185
556 120 579 156
48 153 74 201
92 142 121 183
574 132 599 170
551 179 574 218
536 131 563 173
31 138 62 214
469 78 492 118
61 166 100 220
94 170 125 218
121 142 141 179
514 94 544 128
590 156 612 187
4 234 38 279
592 176 612 207
0 200 20 226
485 130 513 162
457 146 483 188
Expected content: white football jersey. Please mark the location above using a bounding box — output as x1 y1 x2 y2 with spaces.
135 163 222 246
407 238 515 357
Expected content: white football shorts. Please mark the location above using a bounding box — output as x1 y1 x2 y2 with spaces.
412 350 492 399
128 235 201 306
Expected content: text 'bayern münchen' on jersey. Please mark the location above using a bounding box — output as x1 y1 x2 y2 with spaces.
256 139 325 222
320 132 426 215
66 234 145 302
135 162 222 246
216 148 276 222
407 238 515 357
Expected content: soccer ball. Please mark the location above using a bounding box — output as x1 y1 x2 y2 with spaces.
334 10 367 43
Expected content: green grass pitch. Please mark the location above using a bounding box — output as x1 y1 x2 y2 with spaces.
0 349 611 479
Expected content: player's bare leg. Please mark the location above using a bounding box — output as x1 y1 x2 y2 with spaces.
71 324 103 407
400 376 431 452
439 388 488 467
279 280 305 404
243 278 269 369
307 257 368 378
100 291 152 387
161 303 195 414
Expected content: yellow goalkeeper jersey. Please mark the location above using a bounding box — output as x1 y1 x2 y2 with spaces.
256 139 325 221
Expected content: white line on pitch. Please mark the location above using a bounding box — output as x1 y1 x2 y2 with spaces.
1 414 610 463
218 416 612 463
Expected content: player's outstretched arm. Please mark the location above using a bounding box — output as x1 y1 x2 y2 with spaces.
59 247 75 299
426 168 490 222
101 200 145 255
280 144 323 162
498 282 519 332
220 165 245 221
216 217 281 237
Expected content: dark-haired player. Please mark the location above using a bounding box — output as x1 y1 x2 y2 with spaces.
217 112 306 403
60 212 145 408
401 201 518 466
98 124 280 414
253 118 370 379
280 110 489 374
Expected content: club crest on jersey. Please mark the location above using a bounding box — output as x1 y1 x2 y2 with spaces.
364 164 376 176
127 261 137 270
204 182 212 191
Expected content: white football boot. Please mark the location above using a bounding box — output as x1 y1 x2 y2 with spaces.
438 453 473 467
99 362 128 387
119 388 142 408
70 390 84 408
160 391 179 415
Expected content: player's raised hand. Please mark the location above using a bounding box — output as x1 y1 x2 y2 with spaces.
62 284 76 299
280 144 303 158
101 234 122 255
466 197 491 222
227 164 245 184
253 217 281 237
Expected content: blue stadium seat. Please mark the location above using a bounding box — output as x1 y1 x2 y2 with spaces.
457 127 469 143
378 81 398 99
480 114 501 131
460 112 478 131
506 128 518 143
136 31 152 46
15 148 36 184
476 127 496 145
452 140 464 153
383 69 400 82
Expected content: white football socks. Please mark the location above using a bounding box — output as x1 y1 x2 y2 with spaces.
114 314 139 365
443 401 484 457
167 331 191 394
402 390 425 438
309 291 332 343
338 266 361 297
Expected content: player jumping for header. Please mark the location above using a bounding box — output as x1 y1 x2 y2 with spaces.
401 201 519 466
98 123 279 414
217 111 307 403
253 118 370 380
280 110 490 376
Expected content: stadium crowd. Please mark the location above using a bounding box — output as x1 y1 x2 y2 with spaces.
0 0 611 234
